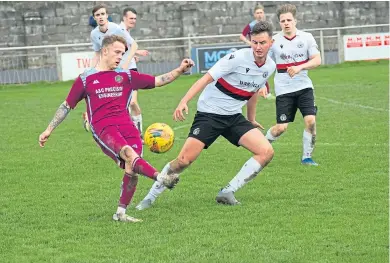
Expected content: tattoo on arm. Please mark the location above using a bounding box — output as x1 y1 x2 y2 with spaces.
48 102 71 131
156 71 177 87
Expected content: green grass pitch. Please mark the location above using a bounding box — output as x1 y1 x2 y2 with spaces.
0 60 388 262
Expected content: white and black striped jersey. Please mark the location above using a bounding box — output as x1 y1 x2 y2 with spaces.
197 48 276 115
269 29 320 96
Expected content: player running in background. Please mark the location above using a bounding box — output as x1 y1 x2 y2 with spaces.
38 35 194 222
83 4 138 132
240 4 274 100
265 4 321 166
119 7 150 142
136 21 276 210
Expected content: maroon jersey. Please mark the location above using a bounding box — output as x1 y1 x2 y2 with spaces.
241 20 259 38
66 68 155 134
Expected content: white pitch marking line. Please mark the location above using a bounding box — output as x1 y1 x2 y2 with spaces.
173 124 191 131
317 96 389 112
172 137 387 147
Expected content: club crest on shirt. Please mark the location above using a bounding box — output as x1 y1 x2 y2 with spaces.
297 41 304 48
115 75 123 83
263 72 268 78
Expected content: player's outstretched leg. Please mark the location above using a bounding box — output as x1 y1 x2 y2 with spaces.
217 128 274 205
113 172 142 223
136 137 204 210
114 146 179 221
301 115 318 166
265 123 288 144
120 145 179 189
135 163 171 210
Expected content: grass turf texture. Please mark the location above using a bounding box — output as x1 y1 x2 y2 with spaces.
0 60 388 262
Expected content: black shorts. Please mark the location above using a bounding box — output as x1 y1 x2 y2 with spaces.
276 88 317 124
188 111 256 149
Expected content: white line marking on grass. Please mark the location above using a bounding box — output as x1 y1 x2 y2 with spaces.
317 96 389 112
173 137 387 147
173 124 191 131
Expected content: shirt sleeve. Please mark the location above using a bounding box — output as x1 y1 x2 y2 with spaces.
242 24 250 36
66 77 85 109
268 42 276 62
130 70 155 90
307 33 320 57
90 31 100 52
208 52 238 80
114 28 132 44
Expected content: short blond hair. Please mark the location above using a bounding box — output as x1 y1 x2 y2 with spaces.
276 4 297 20
254 5 264 12
102 35 127 49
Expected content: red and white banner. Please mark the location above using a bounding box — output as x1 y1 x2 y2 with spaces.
344 33 390 61
61 52 95 81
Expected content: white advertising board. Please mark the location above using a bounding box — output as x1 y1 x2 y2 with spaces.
61 52 95 81
344 33 390 61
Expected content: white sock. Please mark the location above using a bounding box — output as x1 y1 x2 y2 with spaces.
222 157 263 193
146 162 171 202
143 181 166 202
302 129 315 160
116 206 126 215
265 128 279 143
132 114 143 134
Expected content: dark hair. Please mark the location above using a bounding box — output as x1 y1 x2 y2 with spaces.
276 4 297 20
250 21 273 37
102 35 127 49
92 4 108 16
123 7 137 16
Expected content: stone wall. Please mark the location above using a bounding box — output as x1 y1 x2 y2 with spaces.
0 1 388 69
1 1 388 47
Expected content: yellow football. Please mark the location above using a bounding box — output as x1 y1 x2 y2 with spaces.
144 123 174 153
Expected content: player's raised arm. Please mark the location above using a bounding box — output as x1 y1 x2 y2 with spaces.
173 73 214 122
154 59 194 87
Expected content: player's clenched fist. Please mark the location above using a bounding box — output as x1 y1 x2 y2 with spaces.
179 59 195 73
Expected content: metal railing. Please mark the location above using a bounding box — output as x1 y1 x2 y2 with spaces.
0 23 388 84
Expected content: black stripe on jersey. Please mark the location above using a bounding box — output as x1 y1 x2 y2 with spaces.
215 81 252 101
